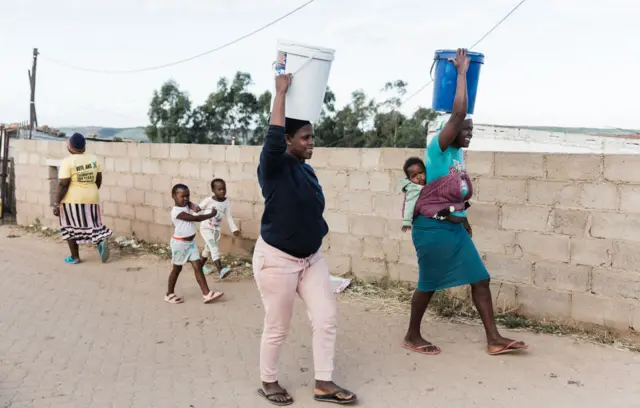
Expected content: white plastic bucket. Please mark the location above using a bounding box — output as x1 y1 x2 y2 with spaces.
273 40 335 123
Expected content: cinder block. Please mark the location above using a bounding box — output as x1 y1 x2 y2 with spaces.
212 163 230 180
160 160 179 176
369 172 392 192
114 218 132 235
517 231 570 262
494 152 543 178
239 219 260 240
352 257 389 282
178 161 200 178
104 157 115 172
465 151 494 176
118 204 135 220
328 233 362 256
484 253 533 284
253 203 265 220
111 187 127 204
225 146 241 163
141 159 161 175
110 143 128 157
324 254 351 276
372 193 404 220
324 211 349 234
571 293 632 330
151 175 172 194
210 145 226 162
547 154 602 181
570 238 612 267
102 201 118 217
145 191 164 208
388 262 418 283
619 185 640 213
338 191 373 214
533 261 590 292
590 212 640 241
529 180 580 206
131 221 150 241
309 148 330 168
581 183 618 210
517 285 572 320
316 169 348 190
554 208 588 236
380 148 413 170
329 149 361 169
361 149 382 170
230 201 254 221
382 239 400 263
489 281 518 312
351 215 387 237
127 190 145 206
150 144 170 159
187 144 212 160
199 162 214 181
114 157 131 172
361 237 385 260
592 268 640 300
117 174 134 189
612 240 640 270
472 227 516 255
478 178 527 204
398 240 417 265
153 208 171 226
134 207 154 223
239 147 259 164
501 204 550 232
127 142 150 159
466 202 500 229
149 224 172 243
348 171 369 191
169 144 189 160
99 186 111 201
605 155 640 183
134 175 152 191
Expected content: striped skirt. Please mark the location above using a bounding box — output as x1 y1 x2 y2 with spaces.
59 203 113 244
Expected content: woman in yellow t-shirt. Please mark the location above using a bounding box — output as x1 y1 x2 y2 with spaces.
52 133 113 264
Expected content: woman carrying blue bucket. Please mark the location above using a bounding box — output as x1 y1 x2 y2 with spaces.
403 48 528 356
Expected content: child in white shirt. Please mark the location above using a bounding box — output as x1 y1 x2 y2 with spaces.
166 183 224 305
198 178 240 278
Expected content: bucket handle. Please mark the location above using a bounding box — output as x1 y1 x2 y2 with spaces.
272 54 319 77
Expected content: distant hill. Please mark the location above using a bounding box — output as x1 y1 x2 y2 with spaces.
58 126 148 142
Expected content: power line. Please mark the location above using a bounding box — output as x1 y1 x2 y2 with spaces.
400 0 530 107
40 0 318 75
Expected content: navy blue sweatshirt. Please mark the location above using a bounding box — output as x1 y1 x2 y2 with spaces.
257 125 328 258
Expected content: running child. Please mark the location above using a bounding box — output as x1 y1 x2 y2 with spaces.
165 183 224 304
401 157 426 232
198 178 240 278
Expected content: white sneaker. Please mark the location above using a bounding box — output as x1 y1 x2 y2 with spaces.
203 265 214 275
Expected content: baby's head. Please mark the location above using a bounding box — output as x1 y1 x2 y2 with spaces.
403 157 426 186
211 178 227 201
172 183 190 207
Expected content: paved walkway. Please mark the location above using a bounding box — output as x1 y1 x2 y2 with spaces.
1 227 640 408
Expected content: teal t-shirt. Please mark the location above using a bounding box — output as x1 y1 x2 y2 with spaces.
425 132 468 216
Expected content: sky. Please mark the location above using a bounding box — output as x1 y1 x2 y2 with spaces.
0 0 638 130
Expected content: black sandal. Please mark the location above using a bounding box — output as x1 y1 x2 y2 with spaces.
257 388 293 406
313 388 357 405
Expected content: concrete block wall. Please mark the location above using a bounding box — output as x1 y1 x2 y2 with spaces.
10 139 640 331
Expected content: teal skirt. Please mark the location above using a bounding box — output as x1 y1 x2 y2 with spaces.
411 216 490 292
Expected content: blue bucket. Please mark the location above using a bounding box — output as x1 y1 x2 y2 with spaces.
431 50 484 114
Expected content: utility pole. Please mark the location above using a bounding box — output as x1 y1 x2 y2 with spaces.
28 48 39 140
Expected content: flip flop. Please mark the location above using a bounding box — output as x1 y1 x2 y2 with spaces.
97 240 110 263
257 388 293 406
202 265 214 275
402 342 441 355
64 256 80 265
203 291 224 304
313 388 357 405
488 340 528 356
220 267 232 279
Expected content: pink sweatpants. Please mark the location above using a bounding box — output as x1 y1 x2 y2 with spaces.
252 237 337 383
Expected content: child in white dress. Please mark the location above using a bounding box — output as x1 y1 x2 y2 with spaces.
198 178 240 278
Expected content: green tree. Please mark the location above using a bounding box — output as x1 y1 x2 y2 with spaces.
146 80 193 143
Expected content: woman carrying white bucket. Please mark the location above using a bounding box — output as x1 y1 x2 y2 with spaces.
252 73 357 406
